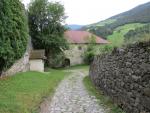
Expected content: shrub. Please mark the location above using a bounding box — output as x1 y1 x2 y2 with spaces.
48 53 66 68
83 36 96 64
99 45 114 54
84 51 95 64
0 0 28 74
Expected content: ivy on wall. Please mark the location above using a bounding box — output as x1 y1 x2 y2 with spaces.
0 0 28 74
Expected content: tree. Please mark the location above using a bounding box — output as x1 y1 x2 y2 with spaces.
84 35 96 64
28 0 68 66
0 0 29 75
124 24 150 43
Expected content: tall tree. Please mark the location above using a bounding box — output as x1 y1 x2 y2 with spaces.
28 0 68 66
0 0 29 75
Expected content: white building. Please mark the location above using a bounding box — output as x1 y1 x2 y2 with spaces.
29 50 45 72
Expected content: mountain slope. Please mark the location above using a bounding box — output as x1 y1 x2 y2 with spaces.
107 23 145 47
66 24 84 30
110 2 150 21
82 2 150 38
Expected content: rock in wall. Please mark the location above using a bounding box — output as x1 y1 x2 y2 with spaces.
89 41 150 113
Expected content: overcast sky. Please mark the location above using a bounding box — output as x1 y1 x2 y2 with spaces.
22 0 150 25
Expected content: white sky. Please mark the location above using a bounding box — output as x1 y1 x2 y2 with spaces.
22 0 150 25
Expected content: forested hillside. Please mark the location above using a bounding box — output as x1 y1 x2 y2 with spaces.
124 24 150 42
81 2 150 39
107 23 145 47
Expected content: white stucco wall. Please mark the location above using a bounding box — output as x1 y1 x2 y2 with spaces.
29 59 44 72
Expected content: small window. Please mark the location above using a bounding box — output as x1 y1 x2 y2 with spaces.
78 46 82 50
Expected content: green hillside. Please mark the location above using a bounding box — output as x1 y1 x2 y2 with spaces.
92 22 150 56
81 2 150 39
107 23 145 47
86 19 116 28
124 24 150 43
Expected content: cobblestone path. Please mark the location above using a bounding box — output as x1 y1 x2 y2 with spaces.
41 70 106 113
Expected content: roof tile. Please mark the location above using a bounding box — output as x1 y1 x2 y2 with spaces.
64 30 109 44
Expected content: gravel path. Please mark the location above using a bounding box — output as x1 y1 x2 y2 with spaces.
40 70 106 113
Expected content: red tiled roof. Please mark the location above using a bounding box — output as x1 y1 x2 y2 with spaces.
64 30 109 44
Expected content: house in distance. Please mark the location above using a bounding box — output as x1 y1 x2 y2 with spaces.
64 30 109 66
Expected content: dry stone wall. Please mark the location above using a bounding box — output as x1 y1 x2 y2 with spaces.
2 51 30 77
89 41 150 113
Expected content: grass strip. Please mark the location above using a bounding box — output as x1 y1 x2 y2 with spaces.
0 69 68 113
83 76 125 113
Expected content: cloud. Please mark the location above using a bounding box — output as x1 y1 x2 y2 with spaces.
22 0 150 25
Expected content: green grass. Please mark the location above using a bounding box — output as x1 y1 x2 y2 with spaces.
0 69 69 113
96 19 116 27
107 23 145 47
83 76 125 113
66 64 89 70
87 19 116 28
93 23 145 55
46 64 89 71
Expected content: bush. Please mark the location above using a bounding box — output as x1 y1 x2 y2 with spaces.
48 53 66 68
100 45 114 54
84 51 95 64
83 36 96 64
0 0 28 74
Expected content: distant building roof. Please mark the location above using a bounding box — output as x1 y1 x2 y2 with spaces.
30 50 46 60
64 30 109 44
